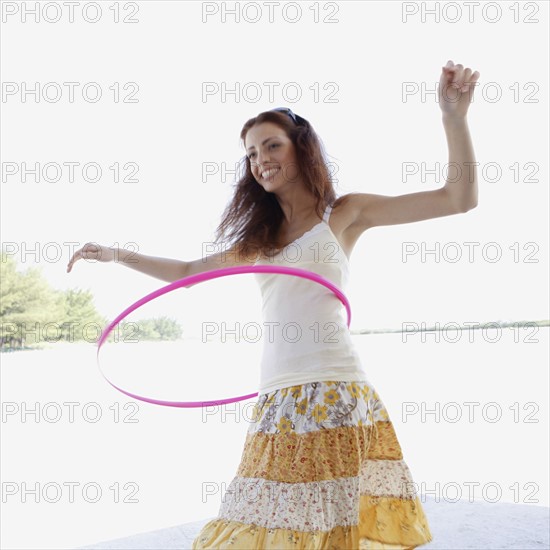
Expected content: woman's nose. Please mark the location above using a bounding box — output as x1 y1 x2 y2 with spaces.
257 153 271 167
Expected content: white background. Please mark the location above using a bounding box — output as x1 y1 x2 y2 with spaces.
1 1 549 548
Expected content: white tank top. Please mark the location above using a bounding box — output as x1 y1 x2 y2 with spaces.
253 203 368 394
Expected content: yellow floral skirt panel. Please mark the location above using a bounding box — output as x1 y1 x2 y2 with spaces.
192 380 433 549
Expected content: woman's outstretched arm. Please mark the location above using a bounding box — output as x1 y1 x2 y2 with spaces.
66 243 187 283
66 242 256 288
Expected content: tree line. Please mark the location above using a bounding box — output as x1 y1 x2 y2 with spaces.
0 251 182 351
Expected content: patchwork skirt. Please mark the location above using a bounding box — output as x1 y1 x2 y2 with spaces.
192 379 433 549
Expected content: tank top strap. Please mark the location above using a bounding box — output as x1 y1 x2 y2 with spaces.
322 203 332 224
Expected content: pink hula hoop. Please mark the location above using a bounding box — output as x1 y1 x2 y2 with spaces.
96 265 352 408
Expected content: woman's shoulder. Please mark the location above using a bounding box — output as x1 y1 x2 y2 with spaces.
331 193 359 226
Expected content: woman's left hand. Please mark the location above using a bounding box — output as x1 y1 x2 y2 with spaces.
439 60 480 118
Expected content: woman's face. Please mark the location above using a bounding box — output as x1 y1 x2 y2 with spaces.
245 121 300 191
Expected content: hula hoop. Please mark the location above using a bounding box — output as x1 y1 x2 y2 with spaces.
96 265 351 408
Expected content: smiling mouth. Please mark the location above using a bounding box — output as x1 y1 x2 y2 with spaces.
261 168 280 180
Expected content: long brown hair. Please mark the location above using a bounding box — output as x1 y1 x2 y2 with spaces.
213 109 343 261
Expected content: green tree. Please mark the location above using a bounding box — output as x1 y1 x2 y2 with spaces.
58 287 107 343
1 251 184 349
0 253 64 348
133 316 183 341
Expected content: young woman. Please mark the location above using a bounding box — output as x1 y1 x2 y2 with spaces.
67 60 479 549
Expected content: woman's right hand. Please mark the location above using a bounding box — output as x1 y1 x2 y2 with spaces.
66 242 116 273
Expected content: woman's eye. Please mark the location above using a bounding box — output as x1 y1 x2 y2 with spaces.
248 143 279 159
